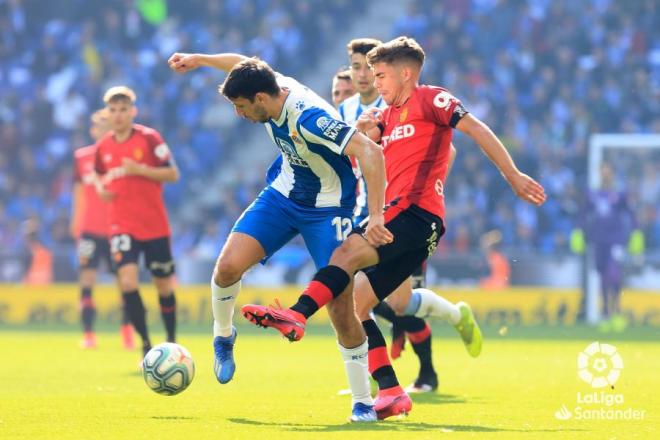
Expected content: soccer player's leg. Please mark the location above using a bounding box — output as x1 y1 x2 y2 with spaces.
216 189 297 383
242 232 378 338
372 302 407 359
77 235 100 349
102 237 134 349
384 277 439 392
145 236 177 344
112 235 151 359
357 253 429 419
301 212 376 422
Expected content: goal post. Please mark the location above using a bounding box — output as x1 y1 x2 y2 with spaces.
585 134 660 324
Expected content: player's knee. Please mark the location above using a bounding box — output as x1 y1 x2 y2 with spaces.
329 244 360 273
213 257 242 287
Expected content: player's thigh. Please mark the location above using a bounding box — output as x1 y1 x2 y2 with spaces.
110 234 141 290
299 210 353 269
328 233 380 274
384 276 413 315
213 232 270 286
229 189 297 267
77 234 104 274
365 248 428 304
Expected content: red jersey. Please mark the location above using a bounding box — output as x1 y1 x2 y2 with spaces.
379 85 467 219
73 144 110 237
94 124 173 240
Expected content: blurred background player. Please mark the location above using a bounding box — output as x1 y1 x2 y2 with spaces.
574 163 640 332
169 52 387 422
94 86 179 361
331 68 354 108
71 109 134 350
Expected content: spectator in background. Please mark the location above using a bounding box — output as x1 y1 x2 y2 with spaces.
22 217 53 285
479 230 510 290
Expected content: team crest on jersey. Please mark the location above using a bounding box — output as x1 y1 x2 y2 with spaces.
275 137 309 168
400 107 408 123
290 130 301 144
133 149 143 160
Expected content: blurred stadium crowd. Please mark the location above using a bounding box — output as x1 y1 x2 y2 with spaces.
0 0 658 280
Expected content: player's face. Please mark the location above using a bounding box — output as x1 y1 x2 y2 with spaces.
89 118 111 141
332 78 355 107
350 53 376 95
106 101 136 132
372 62 405 105
230 97 270 123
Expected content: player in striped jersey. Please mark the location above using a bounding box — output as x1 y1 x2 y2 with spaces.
169 52 390 422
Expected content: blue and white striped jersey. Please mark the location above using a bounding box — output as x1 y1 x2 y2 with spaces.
337 93 387 220
265 74 357 209
338 93 386 126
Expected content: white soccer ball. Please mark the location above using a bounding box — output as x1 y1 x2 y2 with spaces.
142 343 195 395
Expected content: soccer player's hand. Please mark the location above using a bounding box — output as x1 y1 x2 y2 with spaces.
122 158 144 176
356 108 383 133
168 53 201 73
364 213 394 247
507 172 547 206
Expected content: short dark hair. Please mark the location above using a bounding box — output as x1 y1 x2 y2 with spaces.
366 36 425 68
347 38 382 56
334 68 351 81
220 58 280 101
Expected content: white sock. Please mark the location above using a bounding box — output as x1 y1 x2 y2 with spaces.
212 279 240 337
413 288 461 325
338 340 373 406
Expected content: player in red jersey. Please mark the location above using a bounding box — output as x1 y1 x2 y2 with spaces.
94 86 180 361
242 36 546 419
71 109 134 350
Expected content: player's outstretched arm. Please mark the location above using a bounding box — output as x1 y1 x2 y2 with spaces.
455 113 546 206
344 133 393 246
168 53 248 74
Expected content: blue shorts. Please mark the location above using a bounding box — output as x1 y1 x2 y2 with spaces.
232 187 354 269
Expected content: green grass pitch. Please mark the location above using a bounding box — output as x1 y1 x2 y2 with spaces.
1 326 658 439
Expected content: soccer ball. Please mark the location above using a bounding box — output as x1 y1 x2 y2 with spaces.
142 343 195 395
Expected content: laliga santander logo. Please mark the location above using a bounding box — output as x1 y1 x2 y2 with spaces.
577 342 624 389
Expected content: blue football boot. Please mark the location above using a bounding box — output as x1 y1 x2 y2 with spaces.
350 402 377 422
213 326 237 384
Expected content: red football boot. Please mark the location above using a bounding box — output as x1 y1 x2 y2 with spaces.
241 300 306 342
374 386 412 420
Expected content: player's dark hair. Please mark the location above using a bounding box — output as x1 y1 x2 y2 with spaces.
220 58 280 101
347 38 382 56
366 36 425 68
334 68 351 81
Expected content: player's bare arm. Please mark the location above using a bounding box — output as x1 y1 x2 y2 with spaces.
122 157 180 182
447 143 457 177
343 132 393 247
70 182 83 237
168 53 248 74
455 113 546 206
